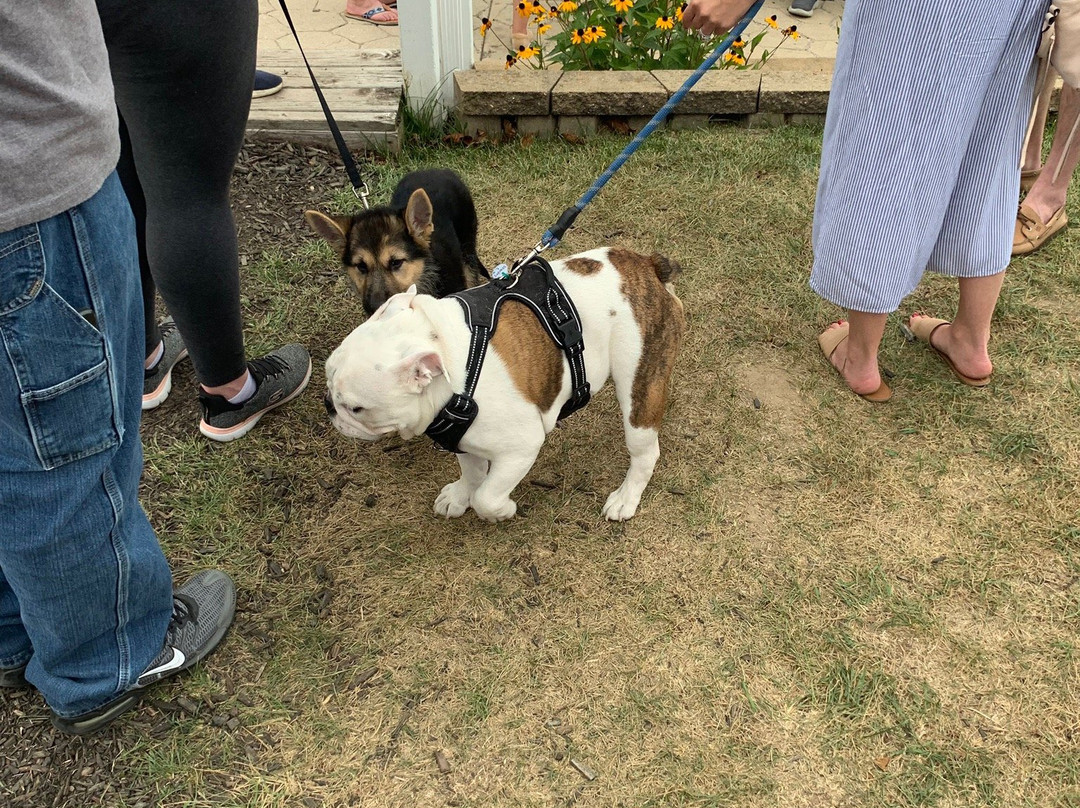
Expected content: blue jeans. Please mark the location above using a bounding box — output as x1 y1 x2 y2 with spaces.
0 172 173 717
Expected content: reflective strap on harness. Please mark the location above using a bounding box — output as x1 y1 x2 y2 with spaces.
423 258 590 453
424 325 488 453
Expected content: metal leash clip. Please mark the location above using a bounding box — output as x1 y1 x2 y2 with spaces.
353 180 371 210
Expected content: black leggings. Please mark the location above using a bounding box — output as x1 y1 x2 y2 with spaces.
97 0 258 387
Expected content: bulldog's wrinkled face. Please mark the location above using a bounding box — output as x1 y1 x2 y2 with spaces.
324 290 444 441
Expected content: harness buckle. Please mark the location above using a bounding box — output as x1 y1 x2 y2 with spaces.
441 393 478 423
555 318 583 353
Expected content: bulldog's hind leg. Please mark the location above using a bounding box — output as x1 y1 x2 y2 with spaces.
604 311 680 520
435 453 489 518
603 421 660 522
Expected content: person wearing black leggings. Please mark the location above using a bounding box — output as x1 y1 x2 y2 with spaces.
96 0 311 442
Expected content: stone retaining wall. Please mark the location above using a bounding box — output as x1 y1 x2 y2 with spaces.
454 67 833 138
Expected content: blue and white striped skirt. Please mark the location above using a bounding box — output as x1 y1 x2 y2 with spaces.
809 0 1048 313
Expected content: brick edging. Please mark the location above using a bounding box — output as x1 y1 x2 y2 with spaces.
453 65 833 138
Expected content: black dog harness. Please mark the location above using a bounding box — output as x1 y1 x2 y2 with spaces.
424 257 591 453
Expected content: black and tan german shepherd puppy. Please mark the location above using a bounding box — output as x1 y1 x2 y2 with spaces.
305 169 486 316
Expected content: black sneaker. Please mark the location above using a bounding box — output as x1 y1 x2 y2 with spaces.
0 663 28 689
199 344 312 442
50 570 236 736
143 319 189 410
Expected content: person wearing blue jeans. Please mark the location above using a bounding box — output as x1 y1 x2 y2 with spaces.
1 1 235 735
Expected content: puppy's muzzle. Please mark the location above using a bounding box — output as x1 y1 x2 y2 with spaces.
323 392 336 417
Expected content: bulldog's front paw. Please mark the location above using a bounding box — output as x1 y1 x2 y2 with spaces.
471 494 517 523
602 485 641 521
434 480 473 518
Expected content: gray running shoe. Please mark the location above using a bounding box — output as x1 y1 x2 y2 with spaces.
50 569 236 736
198 344 312 442
788 0 821 17
143 319 189 410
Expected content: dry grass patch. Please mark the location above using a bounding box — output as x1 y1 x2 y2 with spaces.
3 128 1079 808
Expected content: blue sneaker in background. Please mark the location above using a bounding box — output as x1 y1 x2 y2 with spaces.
252 70 283 99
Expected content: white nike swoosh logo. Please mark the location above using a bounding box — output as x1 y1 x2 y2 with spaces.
139 647 186 681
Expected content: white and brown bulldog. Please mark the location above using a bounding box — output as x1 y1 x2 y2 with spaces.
323 247 685 522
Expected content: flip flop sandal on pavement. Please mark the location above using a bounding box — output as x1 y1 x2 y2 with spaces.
345 5 398 25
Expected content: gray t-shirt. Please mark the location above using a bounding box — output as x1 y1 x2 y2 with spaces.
0 1 120 232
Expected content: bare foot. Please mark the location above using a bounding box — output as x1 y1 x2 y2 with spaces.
818 321 887 398
909 313 993 382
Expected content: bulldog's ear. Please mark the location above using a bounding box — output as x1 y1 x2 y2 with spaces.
369 287 418 321
304 211 351 255
404 189 434 244
394 351 443 394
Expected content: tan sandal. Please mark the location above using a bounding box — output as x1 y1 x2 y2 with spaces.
905 315 990 387
817 322 893 402
1013 201 1068 256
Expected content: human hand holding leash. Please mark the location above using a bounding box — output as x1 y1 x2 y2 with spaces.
682 0 757 34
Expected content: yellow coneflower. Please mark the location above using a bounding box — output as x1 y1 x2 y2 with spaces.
558 0 578 11
506 53 517 69
731 37 745 48
611 0 633 11
517 1 530 17
655 15 674 30
615 14 625 33
517 44 541 59
676 3 686 21
782 25 799 39
765 14 778 28
731 53 746 65
571 27 585 44
538 23 552 35
549 5 559 15
584 24 606 42
480 17 492 36
723 51 737 64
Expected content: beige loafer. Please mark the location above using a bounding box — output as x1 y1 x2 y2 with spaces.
1013 201 1068 256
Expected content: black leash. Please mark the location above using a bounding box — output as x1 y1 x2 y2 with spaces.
276 0 372 208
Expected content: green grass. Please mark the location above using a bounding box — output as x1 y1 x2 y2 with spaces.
20 122 1079 807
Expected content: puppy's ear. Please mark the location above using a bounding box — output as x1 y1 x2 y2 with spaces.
304 211 351 255
394 351 443 394
369 287 418 321
404 189 434 244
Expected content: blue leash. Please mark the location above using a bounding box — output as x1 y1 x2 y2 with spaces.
510 0 766 271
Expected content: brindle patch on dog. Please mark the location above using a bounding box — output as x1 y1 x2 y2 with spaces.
607 249 684 429
490 300 564 412
564 257 603 275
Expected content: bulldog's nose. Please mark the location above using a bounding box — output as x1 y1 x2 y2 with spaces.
323 393 336 416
